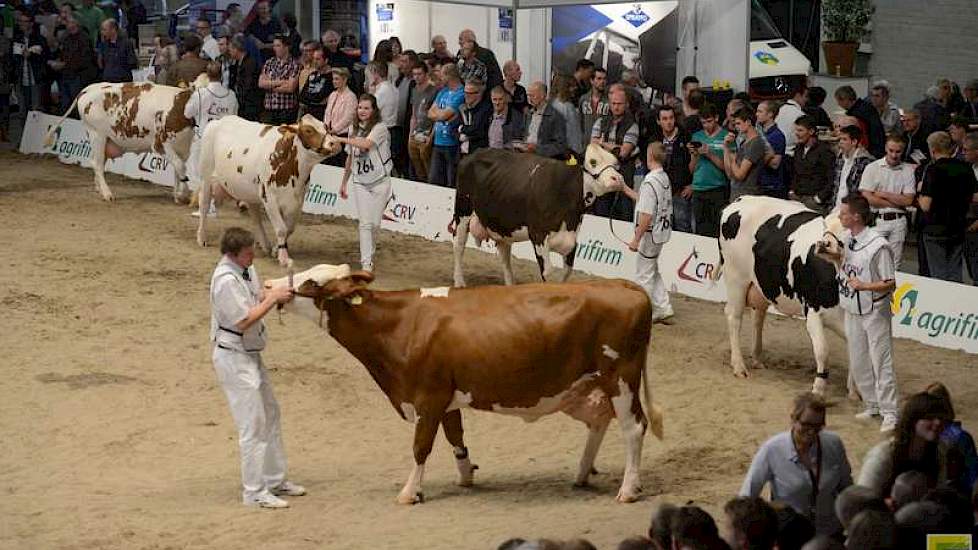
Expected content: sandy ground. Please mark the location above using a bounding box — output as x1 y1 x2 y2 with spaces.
1 150 976 550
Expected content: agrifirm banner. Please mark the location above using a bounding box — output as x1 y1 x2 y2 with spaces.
18 112 978 354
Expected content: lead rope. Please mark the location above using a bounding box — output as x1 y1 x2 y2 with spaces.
276 270 294 325
605 185 661 260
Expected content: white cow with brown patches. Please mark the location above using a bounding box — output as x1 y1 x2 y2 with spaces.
195 115 342 266
44 78 208 202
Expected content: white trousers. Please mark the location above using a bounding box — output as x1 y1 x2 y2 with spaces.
213 347 287 499
635 243 671 312
353 178 392 270
844 309 898 417
874 217 907 270
186 138 202 192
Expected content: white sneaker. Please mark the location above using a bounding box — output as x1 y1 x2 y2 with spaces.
651 307 675 325
854 409 880 421
243 491 289 508
880 415 898 433
191 204 218 218
271 480 306 497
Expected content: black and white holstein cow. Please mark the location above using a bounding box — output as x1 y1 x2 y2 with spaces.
451 144 625 287
714 196 846 394
44 77 207 202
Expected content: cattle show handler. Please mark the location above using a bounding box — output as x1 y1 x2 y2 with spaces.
210 227 305 508
837 194 899 433
623 142 674 324
337 93 393 274
186 62 238 217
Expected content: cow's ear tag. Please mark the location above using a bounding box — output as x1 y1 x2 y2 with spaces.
565 157 578 166
348 295 363 306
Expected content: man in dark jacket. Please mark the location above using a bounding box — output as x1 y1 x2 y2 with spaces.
457 29 502 92
790 115 836 213
97 18 137 83
517 80 566 160
918 131 978 282
229 33 263 121
651 104 692 232
459 79 492 155
53 16 97 113
590 88 639 221
835 85 885 159
487 85 523 149
166 34 208 87
12 10 52 112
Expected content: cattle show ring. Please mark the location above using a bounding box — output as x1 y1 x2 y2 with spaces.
0 0 978 550
3 100 976 549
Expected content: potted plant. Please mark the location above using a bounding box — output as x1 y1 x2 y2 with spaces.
821 0 874 76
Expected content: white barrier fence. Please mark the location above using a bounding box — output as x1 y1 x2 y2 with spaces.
19 111 978 355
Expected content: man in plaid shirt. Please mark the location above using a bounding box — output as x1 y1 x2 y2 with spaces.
457 41 486 86
259 35 300 124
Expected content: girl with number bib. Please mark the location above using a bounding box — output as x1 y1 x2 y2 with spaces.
337 94 393 273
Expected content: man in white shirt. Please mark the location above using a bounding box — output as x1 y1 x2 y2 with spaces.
196 17 220 61
775 82 808 159
186 62 238 215
366 60 397 128
623 142 674 323
209 226 305 508
858 134 916 269
835 194 899 432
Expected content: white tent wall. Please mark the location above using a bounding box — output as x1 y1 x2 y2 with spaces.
365 0 746 91
676 0 749 92
366 1 551 84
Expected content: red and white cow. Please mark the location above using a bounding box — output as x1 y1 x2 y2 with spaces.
714 196 847 395
195 115 341 267
44 78 207 202
266 265 664 504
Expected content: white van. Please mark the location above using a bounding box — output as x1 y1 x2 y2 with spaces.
747 0 812 100
551 0 811 99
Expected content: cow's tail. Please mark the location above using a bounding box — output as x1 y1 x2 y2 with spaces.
711 246 725 283
44 89 85 148
641 355 664 440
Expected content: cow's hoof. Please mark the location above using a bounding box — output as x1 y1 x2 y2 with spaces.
732 367 750 379
812 377 828 396
573 480 590 489
197 236 207 248
396 491 423 505
453 279 466 288
615 488 641 503
750 358 766 370
457 463 478 487
100 192 115 202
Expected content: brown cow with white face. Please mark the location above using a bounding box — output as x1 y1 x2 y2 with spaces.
195 115 342 267
266 264 664 504
44 78 208 202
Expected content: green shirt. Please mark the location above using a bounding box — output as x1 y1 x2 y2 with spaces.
75 5 107 46
691 128 729 191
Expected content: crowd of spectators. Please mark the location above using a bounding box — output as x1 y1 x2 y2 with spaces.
2 3 976 282
497 388 978 550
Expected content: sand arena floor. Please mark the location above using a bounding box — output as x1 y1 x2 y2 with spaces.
1 150 976 549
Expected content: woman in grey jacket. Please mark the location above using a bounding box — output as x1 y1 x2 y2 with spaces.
550 74 582 160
